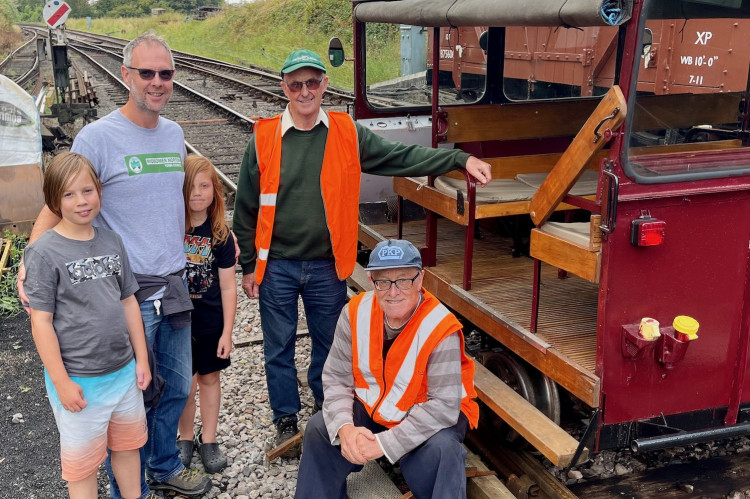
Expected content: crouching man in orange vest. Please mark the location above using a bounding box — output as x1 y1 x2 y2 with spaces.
295 239 479 499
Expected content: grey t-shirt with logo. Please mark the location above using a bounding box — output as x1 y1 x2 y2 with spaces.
71 110 187 277
24 228 140 377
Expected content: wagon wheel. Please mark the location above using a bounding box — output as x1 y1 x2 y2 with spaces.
480 351 560 447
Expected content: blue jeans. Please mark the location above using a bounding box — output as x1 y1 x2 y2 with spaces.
296 400 469 499
106 300 193 498
259 259 347 422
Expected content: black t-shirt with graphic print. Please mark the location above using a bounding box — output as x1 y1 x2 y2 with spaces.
185 219 236 335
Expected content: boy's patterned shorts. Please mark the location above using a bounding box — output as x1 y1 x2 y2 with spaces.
45 359 147 482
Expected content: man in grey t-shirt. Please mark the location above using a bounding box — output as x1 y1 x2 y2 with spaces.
18 33 211 498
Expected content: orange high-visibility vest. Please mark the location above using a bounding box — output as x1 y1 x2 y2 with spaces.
349 290 479 429
252 111 361 284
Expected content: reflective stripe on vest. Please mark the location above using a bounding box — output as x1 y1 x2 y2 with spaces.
377 304 452 422
350 290 479 428
252 112 361 284
353 292 380 406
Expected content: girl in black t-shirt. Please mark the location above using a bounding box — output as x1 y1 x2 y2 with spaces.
177 155 237 474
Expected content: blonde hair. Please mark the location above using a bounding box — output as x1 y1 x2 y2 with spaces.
43 152 102 218
183 154 229 245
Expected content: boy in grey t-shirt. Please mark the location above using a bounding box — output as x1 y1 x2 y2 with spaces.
24 152 151 499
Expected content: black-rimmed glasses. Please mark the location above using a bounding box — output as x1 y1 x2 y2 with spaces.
284 77 324 92
127 67 176 81
372 272 421 291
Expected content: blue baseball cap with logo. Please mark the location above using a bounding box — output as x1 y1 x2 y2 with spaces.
367 239 423 271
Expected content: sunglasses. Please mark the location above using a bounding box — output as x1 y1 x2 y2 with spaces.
284 77 324 92
127 67 176 81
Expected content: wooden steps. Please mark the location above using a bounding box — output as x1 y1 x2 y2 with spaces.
474 362 586 468
347 262 371 298
466 448 516 499
344 448 512 499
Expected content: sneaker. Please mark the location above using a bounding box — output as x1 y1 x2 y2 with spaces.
148 468 212 496
274 416 301 458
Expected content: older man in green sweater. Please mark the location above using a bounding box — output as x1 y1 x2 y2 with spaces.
232 49 491 454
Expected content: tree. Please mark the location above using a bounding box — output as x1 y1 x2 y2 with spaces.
0 0 20 53
1 0 22 25
67 0 94 18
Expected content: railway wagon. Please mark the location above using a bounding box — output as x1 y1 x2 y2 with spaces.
427 16 750 100
334 0 750 464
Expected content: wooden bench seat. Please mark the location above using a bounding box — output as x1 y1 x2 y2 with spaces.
531 217 602 285
433 169 599 203
393 154 603 290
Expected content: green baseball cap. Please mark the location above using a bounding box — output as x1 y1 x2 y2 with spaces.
281 49 326 74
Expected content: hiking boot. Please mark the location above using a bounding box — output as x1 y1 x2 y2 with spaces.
148 468 212 496
275 416 301 458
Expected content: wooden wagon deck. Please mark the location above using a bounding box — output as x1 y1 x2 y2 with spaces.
359 219 601 407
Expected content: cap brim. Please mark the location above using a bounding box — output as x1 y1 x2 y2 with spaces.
365 264 423 271
282 62 326 74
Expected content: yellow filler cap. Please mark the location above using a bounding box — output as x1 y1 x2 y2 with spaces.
673 315 699 341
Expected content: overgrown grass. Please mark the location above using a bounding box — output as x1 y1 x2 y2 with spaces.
65 0 400 90
0 24 23 59
0 232 28 319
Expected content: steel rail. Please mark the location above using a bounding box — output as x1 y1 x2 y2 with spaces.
0 31 37 71
174 59 287 104
185 140 237 194
466 431 579 499
68 41 256 128
24 25 355 104
35 83 48 113
15 52 39 86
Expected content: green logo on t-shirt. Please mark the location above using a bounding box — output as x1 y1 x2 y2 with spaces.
125 153 183 176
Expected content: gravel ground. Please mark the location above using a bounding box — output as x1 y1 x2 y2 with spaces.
0 274 311 498
0 312 69 498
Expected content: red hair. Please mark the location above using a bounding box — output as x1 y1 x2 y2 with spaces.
183 154 229 245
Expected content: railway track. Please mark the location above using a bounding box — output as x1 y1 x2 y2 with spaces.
38 26 356 106
13 25 355 201
0 30 40 88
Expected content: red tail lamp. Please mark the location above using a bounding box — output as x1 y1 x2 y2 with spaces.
630 215 666 246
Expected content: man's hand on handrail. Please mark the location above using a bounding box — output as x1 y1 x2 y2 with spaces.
465 156 492 187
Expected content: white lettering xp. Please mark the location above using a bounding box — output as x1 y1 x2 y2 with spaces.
695 31 713 45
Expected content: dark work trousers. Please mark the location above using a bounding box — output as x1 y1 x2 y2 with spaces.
295 399 469 499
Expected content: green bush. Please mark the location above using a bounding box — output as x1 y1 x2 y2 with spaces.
0 233 28 319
